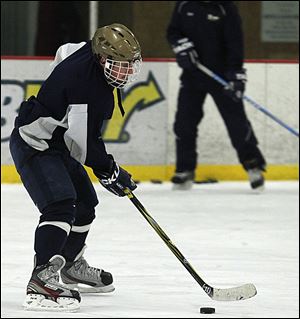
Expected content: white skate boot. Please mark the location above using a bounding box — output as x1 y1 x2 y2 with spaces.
23 255 81 312
61 246 115 293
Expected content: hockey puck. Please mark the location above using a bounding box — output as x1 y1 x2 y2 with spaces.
200 307 215 314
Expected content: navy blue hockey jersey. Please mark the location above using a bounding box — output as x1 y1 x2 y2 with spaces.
11 41 115 173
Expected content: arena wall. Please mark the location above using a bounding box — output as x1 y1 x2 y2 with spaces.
1 58 299 182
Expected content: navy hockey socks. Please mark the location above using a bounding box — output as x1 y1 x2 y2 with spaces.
62 230 89 262
34 224 69 266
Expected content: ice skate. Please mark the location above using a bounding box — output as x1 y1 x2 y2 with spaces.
171 171 195 190
247 168 265 192
61 246 115 293
23 255 81 312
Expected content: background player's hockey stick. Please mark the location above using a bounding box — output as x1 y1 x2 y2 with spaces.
125 189 257 301
195 61 299 138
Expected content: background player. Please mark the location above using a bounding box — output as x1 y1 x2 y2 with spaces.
167 1 266 190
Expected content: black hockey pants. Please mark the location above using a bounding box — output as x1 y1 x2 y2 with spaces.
173 80 266 172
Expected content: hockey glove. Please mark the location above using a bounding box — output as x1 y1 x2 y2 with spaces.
223 69 247 102
172 38 198 70
95 161 137 197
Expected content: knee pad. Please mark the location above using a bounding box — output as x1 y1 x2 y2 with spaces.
40 198 76 226
74 201 96 226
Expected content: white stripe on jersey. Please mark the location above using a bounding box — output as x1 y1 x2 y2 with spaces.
49 42 86 73
19 103 88 164
18 109 70 152
63 104 88 164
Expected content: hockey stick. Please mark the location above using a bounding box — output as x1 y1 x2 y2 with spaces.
195 61 299 138
125 189 257 301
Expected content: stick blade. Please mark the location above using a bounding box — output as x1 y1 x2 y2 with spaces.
212 283 257 301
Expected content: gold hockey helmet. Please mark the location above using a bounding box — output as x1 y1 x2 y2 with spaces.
92 23 142 88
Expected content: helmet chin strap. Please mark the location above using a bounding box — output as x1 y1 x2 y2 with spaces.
116 89 125 117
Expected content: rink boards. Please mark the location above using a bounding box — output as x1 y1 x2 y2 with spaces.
1 58 299 182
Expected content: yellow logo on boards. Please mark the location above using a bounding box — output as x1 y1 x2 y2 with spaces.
1 72 164 143
103 72 164 142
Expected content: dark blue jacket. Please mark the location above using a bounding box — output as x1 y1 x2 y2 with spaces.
167 1 244 78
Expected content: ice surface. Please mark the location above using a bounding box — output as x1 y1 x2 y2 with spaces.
1 181 299 318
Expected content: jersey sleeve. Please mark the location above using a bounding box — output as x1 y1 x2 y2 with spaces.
63 98 113 174
223 4 244 71
166 2 187 46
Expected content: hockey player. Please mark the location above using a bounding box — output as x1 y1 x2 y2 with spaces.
9 23 142 312
167 1 266 190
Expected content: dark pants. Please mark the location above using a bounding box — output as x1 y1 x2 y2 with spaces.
10 131 99 264
10 129 98 214
174 79 266 172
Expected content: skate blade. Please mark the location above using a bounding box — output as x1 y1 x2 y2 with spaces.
65 283 115 293
172 181 193 190
23 294 80 312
